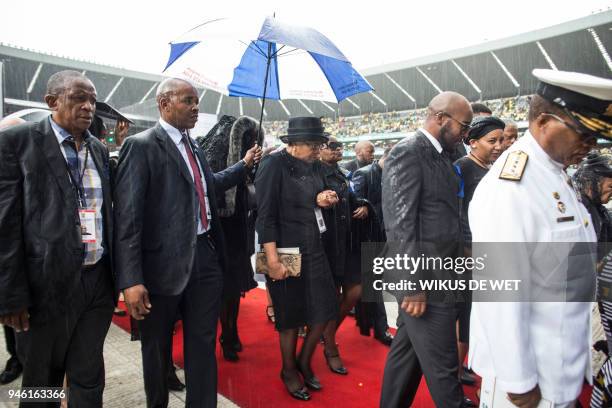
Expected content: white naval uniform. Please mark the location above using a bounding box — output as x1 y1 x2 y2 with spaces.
468 131 596 406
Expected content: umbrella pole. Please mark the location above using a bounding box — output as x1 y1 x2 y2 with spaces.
255 42 273 173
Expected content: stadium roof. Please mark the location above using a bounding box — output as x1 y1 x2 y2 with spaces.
1 10 611 123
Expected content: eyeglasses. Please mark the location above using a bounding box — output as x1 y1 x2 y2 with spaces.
300 142 325 150
438 111 471 133
541 113 595 141
324 142 343 150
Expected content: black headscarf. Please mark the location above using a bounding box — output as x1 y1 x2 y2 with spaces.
465 116 506 143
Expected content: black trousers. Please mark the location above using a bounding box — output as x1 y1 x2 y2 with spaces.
139 236 223 408
374 299 390 336
380 304 464 408
3 325 17 358
17 261 114 408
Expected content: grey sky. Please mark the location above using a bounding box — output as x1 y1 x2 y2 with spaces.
1 0 611 74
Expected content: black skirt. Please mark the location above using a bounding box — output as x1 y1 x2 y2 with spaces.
267 250 338 331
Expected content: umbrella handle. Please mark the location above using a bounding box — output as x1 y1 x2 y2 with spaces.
254 41 273 175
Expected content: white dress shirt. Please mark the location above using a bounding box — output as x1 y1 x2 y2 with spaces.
419 127 443 154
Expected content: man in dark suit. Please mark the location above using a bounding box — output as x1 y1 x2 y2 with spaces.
341 140 375 173
351 147 394 346
114 77 260 408
379 92 474 408
0 70 116 407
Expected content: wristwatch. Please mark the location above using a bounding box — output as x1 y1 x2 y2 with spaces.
240 158 248 167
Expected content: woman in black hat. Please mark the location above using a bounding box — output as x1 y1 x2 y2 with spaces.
453 115 505 386
255 117 340 401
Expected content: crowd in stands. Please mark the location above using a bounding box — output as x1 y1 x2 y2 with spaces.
263 95 531 145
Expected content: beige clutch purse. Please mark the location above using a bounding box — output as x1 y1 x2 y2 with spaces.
256 248 302 277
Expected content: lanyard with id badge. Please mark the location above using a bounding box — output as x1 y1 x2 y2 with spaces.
65 143 97 245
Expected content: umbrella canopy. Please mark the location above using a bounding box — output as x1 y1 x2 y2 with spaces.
162 16 373 104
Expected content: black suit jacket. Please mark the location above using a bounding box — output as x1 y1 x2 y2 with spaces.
381 131 462 302
340 158 360 174
352 161 383 228
113 123 246 295
0 118 114 319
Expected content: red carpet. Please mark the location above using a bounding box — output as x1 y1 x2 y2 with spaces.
112 288 592 407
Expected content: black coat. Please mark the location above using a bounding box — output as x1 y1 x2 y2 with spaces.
255 150 325 253
340 158 370 174
0 118 115 320
318 163 358 276
381 131 462 302
352 160 384 229
581 194 612 261
113 123 246 295
318 162 384 279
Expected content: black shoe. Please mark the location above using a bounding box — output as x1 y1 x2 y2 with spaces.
222 344 239 362
234 338 243 353
0 357 22 385
219 335 242 353
463 364 474 374
374 330 394 346
459 371 476 386
297 365 322 391
462 396 477 408
358 326 370 336
323 350 348 375
167 368 186 391
280 370 311 401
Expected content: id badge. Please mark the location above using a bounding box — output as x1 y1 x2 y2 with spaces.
314 208 327 233
78 209 97 243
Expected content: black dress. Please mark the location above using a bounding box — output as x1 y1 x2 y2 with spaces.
454 155 488 342
454 156 489 245
220 181 257 298
318 162 364 286
255 150 338 330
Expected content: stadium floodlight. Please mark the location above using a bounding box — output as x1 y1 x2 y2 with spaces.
26 63 43 94
239 97 244 116
451 60 482 98
140 82 158 104
104 77 124 103
416 67 442 94
216 94 223 115
297 99 313 114
588 28 612 73
536 41 558 71
278 100 291 116
490 52 520 90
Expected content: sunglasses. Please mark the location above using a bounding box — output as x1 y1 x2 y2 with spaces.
438 111 471 133
324 142 343 150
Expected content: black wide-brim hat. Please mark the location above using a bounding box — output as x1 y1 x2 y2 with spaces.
280 116 330 144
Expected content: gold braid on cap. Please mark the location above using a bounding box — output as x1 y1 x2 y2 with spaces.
572 111 612 139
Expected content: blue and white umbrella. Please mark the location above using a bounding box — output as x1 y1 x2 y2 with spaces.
163 16 373 107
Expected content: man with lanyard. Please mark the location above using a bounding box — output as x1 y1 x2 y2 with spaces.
0 70 115 407
469 69 612 407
